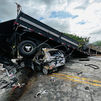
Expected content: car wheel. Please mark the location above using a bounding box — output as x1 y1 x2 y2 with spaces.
42 68 48 75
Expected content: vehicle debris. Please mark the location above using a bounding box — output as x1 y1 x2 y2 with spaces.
34 48 65 74
50 77 56 82
79 58 90 61
85 64 99 69
34 90 48 98
0 6 89 77
85 86 90 90
76 71 83 75
12 83 25 91
0 6 90 101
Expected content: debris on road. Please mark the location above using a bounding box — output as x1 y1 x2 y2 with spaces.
76 71 83 75
85 86 90 90
50 77 56 82
0 5 100 101
85 64 99 69
79 58 90 61
34 90 48 98
34 48 66 74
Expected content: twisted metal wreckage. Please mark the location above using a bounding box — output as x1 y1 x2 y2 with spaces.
0 5 89 89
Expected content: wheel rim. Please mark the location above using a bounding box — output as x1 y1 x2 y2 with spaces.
22 44 34 53
20 62 25 67
43 68 48 75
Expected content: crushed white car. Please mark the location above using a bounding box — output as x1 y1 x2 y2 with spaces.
34 48 65 74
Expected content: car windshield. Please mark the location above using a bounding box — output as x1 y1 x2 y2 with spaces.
49 50 61 56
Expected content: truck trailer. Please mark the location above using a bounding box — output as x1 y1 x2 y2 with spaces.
0 10 89 74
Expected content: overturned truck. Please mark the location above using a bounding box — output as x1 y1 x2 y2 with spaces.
0 11 89 74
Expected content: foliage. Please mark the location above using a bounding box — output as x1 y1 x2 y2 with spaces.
63 33 89 44
93 41 101 46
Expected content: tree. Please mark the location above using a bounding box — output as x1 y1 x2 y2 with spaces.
63 33 89 44
93 41 101 46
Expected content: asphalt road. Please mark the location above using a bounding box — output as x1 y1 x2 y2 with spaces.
18 56 101 101
0 56 101 101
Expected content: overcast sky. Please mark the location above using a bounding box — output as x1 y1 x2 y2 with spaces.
0 0 101 43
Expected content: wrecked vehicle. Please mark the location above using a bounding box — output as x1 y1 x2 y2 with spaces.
34 48 65 74
0 8 89 75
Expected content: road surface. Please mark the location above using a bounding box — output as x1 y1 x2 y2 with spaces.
0 56 101 101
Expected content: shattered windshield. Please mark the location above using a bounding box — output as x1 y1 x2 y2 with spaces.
49 50 61 56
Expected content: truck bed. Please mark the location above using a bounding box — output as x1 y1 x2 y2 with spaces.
0 19 15 39
15 11 79 49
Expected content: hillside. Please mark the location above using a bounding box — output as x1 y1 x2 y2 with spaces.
93 41 101 46
63 33 89 44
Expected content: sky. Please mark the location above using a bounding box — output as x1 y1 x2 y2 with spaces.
0 0 101 43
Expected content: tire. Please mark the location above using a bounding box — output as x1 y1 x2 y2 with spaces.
42 68 48 75
18 40 36 57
